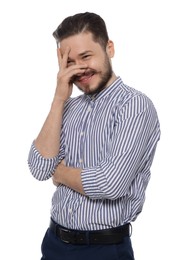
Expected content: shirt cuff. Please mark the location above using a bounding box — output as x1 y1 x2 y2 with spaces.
81 167 103 199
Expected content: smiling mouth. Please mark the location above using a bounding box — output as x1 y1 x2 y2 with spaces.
72 70 96 83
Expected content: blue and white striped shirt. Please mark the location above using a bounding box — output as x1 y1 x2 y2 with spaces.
28 77 160 230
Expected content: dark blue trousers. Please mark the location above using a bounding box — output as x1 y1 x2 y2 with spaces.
41 228 135 260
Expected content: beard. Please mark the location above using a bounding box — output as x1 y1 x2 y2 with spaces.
73 55 113 96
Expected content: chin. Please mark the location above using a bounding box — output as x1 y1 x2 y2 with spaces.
85 87 99 95
76 85 95 95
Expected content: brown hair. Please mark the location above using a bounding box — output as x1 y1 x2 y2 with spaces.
53 12 109 49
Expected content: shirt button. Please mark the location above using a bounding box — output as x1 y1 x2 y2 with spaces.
80 159 83 163
81 132 84 136
68 208 72 214
87 106 92 112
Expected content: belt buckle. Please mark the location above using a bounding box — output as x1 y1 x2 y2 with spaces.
59 227 71 244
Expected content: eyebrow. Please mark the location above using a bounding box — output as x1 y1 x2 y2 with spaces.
78 50 93 57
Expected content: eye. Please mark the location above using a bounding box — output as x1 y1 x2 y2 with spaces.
67 60 75 66
82 55 91 60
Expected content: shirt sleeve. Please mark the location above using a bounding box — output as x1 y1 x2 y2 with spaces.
81 95 161 200
27 142 60 180
27 112 67 181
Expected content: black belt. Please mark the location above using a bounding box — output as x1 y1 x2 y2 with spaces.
49 218 131 245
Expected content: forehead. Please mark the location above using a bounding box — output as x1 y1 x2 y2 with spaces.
59 32 102 54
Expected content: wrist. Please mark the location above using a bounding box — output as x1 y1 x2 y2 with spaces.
50 97 65 114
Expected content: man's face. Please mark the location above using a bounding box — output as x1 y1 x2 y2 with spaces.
59 32 116 95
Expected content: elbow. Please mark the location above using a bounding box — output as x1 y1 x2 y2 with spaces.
28 163 52 181
100 186 125 200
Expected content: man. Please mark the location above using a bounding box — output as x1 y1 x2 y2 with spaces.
28 12 160 260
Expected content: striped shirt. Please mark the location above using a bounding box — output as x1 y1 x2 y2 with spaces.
28 77 160 230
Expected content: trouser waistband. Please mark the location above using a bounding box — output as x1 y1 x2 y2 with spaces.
49 218 131 245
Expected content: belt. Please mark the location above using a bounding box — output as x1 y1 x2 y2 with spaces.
49 218 131 245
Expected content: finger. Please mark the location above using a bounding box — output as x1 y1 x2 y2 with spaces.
52 179 59 187
57 48 62 69
52 175 59 185
60 159 66 165
61 46 71 69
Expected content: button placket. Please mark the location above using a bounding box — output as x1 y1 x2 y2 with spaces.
79 102 93 166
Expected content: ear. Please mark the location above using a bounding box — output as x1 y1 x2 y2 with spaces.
106 40 115 58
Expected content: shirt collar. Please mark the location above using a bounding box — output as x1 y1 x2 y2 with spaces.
85 76 123 102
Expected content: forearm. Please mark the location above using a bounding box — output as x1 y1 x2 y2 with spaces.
35 98 65 158
61 167 85 195
33 48 87 158
53 162 85 195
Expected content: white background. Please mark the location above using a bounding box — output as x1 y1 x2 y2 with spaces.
0 0 187 259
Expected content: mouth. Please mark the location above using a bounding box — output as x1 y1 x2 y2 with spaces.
73 70 96 84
